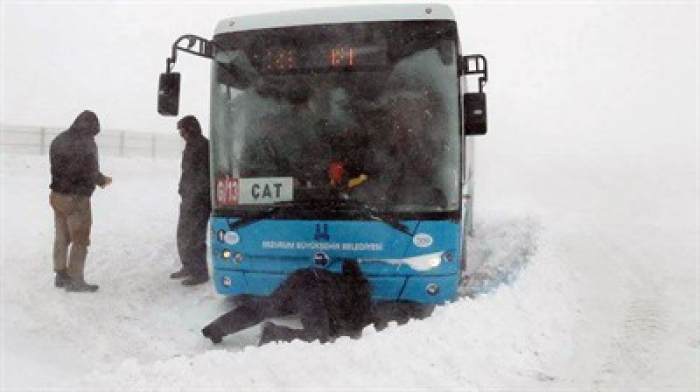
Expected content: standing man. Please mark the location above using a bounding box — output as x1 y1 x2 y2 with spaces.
49 110 112 292
170 115 211 286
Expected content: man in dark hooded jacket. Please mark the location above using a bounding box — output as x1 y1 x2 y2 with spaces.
170 115 212 285
202 260 373 345
49 110 112 292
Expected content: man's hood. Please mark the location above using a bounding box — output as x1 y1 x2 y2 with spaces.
68 110 100 136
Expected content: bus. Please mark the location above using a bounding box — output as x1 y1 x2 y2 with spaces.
157 3 488 306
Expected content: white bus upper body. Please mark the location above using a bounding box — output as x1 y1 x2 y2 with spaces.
214 3 455 35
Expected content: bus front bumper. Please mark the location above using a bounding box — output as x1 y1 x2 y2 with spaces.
213 269 459 304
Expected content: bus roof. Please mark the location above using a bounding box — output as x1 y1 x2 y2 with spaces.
214 3 455 35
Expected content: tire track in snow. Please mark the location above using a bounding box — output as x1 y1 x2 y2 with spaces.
593 286 667 387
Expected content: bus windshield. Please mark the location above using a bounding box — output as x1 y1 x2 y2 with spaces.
211 21 460 215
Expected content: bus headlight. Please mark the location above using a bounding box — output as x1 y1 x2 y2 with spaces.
383 252 443 271
427 257 441 268
234 253 244 263
222 249 232 259
222 276 232 287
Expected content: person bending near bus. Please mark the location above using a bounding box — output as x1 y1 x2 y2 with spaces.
170 115 212 286
49 110 112 292
202 260 373 345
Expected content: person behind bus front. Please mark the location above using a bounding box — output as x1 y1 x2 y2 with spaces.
170 115 212 286
239 87 329 185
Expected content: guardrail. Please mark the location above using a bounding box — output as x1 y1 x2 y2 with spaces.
1 125 183 158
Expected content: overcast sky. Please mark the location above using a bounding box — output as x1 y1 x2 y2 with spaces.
3 0 489 134
2 0 697 153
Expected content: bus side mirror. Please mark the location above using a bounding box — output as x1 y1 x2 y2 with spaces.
464 92 487 135
158 72 181 116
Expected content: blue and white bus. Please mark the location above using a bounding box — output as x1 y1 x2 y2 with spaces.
158 3 488 306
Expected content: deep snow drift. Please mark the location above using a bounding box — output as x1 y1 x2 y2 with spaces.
1 140 697 390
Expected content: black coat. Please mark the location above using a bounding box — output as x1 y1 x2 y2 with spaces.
276 263 374 337
49 111 107 197
179 134 210 203
203 260 373 344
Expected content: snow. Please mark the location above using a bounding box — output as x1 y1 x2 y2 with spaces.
0 151 564 390
2 137 697 389
2 1 698 390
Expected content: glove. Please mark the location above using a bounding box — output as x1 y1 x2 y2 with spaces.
99 176 113 188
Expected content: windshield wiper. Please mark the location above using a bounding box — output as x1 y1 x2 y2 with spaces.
320 198 413 236
226 201 304 231
225 198 413 236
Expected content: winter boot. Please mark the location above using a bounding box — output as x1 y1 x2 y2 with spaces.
202 325 223 344
182 274 209 286
55 270 70 288
65 278 99 293
170 267 191 279
259 322 281 346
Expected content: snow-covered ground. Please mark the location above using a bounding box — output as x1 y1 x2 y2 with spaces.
2 2 698 390
1 134 697 390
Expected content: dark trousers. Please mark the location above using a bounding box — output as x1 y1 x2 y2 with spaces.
177 198 210 276
205 277 331 343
